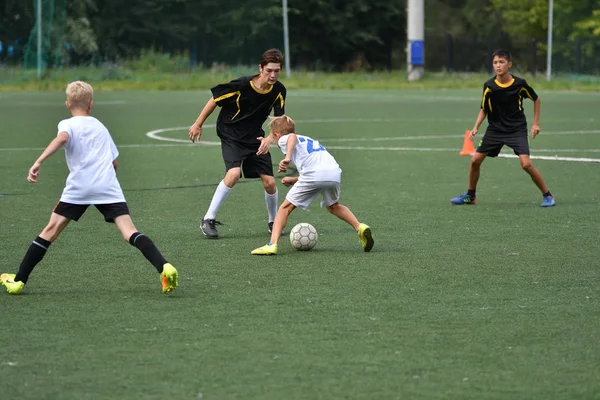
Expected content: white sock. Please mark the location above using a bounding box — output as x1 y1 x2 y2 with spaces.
204 180 232 220
265 190 278 223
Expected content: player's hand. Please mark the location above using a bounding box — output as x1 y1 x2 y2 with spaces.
28 162 41 183
468 129 478 141
189 124 202 143
278 159 290 173
281 177 295 187
531 124 540 139
256 136 272 155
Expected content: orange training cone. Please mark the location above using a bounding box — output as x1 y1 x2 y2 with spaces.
459 130 475 156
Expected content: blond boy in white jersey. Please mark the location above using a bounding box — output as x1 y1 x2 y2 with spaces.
251 115 374 255
0 81 178 295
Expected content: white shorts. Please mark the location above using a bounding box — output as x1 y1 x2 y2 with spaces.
286 180 340 210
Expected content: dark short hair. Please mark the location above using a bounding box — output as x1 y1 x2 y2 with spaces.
492 49 512 62
261 48 284 67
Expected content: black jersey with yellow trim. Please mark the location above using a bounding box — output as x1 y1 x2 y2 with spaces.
480 75 538 134
210 75 286 145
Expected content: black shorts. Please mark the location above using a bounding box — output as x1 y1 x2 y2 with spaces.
53 202 130 223
221 140 274 179
476 130 530 157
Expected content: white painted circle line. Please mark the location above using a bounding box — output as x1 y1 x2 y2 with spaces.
144 123 600 163
145 125 220 145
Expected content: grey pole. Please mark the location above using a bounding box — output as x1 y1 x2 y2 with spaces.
407 0 425 81
37 0 42 79
546 0 554 81
282 0 291 77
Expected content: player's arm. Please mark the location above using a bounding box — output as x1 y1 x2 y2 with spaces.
281 176 298 187
113 160 118 171
278 133 297 173
531 97 541 139
470 85 490 140
258 88 287 155
189 98 217 143
521 80 541 139
257 130 278 155
28 131 69 183
469 109 487 140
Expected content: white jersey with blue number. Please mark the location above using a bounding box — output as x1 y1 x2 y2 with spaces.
278 134 341 182
57 116 126 204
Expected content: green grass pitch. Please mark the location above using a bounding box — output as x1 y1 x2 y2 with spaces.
0 89 599 399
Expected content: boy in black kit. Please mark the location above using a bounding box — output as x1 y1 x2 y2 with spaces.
450 49 555 207
188 48 287 238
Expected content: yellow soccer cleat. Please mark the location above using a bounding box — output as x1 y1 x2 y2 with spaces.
358 223 374 252
160 263 178 294
251 243 278 255
1 273 25 295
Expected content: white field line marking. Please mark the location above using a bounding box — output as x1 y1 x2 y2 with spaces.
3 123 600 163
497 154 600 163
3 143 600 163
325 146 600 162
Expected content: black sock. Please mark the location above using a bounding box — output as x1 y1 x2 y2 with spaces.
129 232 167 273
544 191 552 197
15 236 52 284
467 189 476 197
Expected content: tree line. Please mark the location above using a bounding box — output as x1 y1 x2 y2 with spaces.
1 0 598 72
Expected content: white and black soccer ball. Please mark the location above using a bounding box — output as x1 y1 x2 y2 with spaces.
289 223 318 251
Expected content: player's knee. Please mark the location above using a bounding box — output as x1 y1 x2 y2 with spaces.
261 175 276 189
470 158 482 168
521 162 534 172
223 174 239 187
279 201 295 215
264 181 276 193
326 202 339 213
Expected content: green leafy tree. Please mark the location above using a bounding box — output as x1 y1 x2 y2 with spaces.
574 9 600 36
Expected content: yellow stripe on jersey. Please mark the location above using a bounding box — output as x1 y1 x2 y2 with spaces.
270 92 285 111
518 88 534 111
250 80 274 94
520 87 534 101
214 91 240 103
481 87 492 110
214 91 242 120
494 78 515 88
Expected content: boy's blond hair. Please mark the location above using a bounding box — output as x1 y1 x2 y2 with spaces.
269 115 295 135
66 81 94 109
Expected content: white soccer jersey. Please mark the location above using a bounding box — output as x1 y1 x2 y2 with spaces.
278 134 341 182
57 116 126 204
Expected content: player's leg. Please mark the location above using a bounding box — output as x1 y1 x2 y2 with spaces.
451 151 486 205
323 182 374 252
201 167 239 238
468 152 486 192
270 200 295 245
2 202 80 294
510 135 554 206
326 202 359 229
248 150 280 234
201 141 245 238
260 174 279 230
107 205 178 293
518 155 555 206
451 133 501 205
251 200 294 255
518 155 548 191
251 181 316 255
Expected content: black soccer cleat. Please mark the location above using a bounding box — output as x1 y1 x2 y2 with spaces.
201 219 220 238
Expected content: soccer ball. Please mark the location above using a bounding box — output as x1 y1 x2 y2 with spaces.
289 223 318 251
